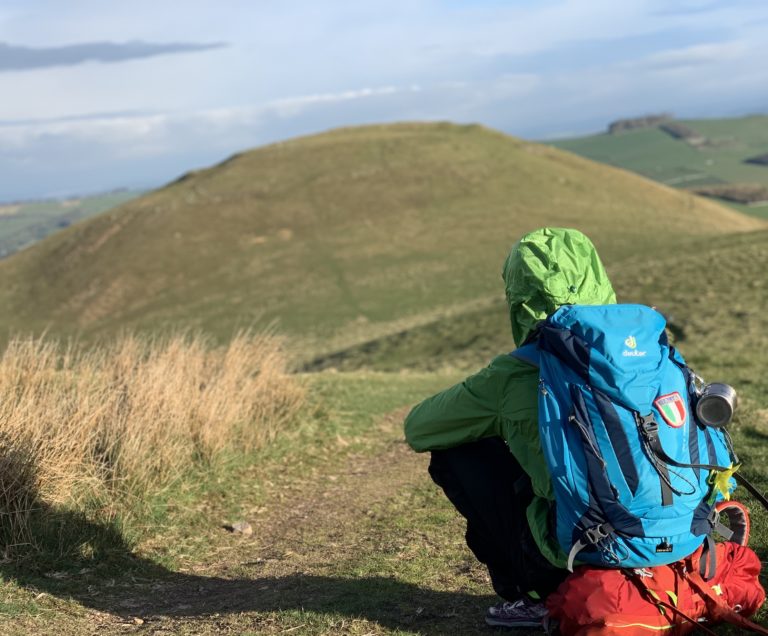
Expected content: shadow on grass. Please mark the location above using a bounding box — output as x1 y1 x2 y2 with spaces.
741 427 768 445
2 509 498 635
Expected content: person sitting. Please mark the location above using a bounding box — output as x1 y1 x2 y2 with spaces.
404 227 617 628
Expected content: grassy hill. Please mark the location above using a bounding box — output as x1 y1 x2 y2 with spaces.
306 228 768 391
0 191 140 259
549 115 768 217
0 122 762 358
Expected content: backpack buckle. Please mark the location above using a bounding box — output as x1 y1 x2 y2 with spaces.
640 414 658 435
638 413 659 442
584 523 612 544
567 523 616 572
708 506 735 542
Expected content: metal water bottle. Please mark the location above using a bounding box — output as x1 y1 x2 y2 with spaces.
696 382 738 428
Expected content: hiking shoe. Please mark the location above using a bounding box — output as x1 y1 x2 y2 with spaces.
485 597 548 629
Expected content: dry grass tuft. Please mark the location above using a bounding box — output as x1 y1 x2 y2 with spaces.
0 332 304 552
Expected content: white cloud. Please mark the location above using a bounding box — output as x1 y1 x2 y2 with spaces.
269 85 422 117
2 0 768 199
0 83 426 151
636 41 746 71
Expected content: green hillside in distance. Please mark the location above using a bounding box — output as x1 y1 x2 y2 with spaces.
0 191 140 259
0 122 763 356
549 115 768 218
306 228 768 383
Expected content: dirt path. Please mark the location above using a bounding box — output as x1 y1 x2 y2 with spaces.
133 412 434 619
4 409 507 635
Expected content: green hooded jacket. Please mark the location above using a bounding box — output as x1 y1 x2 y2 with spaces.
404 227 616 567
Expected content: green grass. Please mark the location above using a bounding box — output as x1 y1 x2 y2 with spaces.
0 370 477 634
0 123 760 357
0 191 140 258
2 218 768 632
549 115 768 219
4 357 767 634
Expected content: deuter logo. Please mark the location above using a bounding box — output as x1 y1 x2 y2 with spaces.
623 335 646 357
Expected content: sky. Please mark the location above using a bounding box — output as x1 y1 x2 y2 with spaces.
1 0 768 201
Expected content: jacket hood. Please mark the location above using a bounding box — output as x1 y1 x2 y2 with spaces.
503 227 616 346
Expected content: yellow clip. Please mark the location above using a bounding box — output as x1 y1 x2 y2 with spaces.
708 463 740 503
666 591 678 607
645 589 666 615
711 584 723 596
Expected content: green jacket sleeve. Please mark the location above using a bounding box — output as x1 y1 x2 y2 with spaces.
404 355 554 501
404 361 504 452
404 354 561 566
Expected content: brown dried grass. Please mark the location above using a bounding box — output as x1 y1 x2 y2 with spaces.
0 332 304 550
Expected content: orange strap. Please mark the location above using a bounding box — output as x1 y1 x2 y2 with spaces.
632 575 718 636
683 565 768 636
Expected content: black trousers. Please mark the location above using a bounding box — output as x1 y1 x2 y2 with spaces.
428 437 567 601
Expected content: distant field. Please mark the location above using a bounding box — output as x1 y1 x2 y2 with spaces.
0 191 141 258
549 115 768 219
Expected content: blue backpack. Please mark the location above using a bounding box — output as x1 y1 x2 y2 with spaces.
513 304 739 571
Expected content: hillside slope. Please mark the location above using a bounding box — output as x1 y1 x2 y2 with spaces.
306 229 768 379
0 122 762 350
549 115 768 217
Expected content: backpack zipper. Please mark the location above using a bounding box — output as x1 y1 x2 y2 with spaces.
569 413 607 469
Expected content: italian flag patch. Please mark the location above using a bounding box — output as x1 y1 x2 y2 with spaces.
654 392 687 428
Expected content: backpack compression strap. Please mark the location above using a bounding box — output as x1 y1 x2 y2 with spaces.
665 350 768 512
512 343 610 572
684 563 768 635
630 573 720 636
637 413 731 473
630 567 768 636
637 413 768 514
